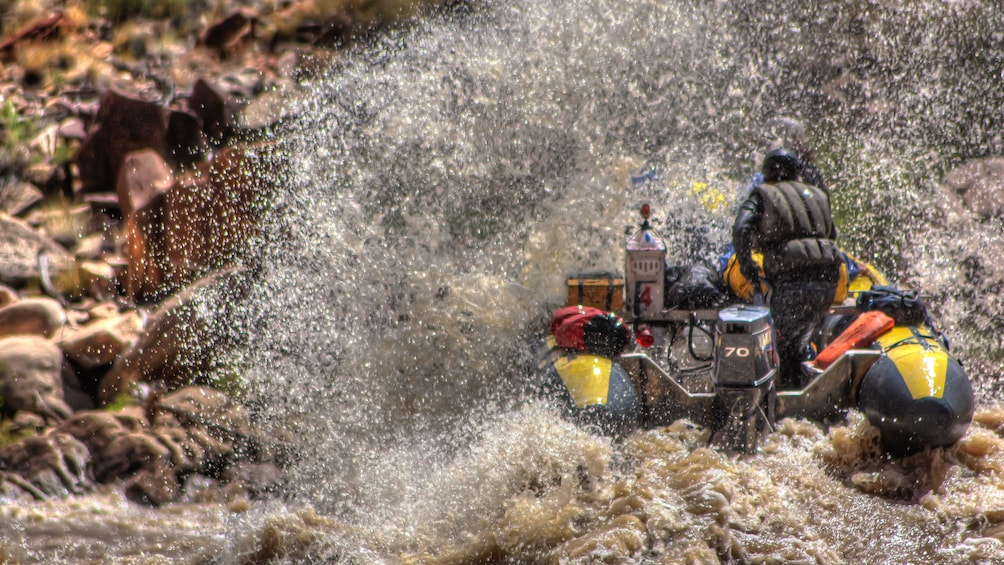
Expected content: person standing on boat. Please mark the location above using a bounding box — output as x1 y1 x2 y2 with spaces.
716 117 847 278
731 148 844 388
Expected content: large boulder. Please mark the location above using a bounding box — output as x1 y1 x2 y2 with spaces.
162 145 272 286
98 268 249 405
120 144 276 302
74 90 207 193
0 335 71 422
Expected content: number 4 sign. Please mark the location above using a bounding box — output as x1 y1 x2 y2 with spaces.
638 285 653 308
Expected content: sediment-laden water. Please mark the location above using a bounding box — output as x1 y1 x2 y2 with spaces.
5 1 1004 563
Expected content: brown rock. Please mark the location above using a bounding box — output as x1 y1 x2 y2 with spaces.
167 109 207 167
162 146 273 287
0 432 92 498
98 269 245 404
0 297 66 338
121 144 276 302
74 90 206 193
116 149 173 300
0 335 71 421
189 78 240 144
75 90 169 193
58 310 144 369
200 9 258 58
121 190 167 301
0 212 74 288
116 149 174 217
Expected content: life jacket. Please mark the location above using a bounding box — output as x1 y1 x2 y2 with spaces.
753 181 835 247
752 182 843 278
550 305 632 358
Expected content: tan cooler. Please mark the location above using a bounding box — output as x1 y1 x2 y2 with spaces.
566 273 624 312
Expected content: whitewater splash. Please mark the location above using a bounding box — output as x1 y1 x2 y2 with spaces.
228 0 1004 561
8 0 1004 562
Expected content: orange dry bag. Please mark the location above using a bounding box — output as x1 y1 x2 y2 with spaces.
814 310 895 369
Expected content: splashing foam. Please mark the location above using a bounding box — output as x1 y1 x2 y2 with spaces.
213 0 1004 562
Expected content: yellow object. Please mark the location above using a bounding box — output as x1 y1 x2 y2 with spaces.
553 354 614 408
844 254 889 296
875 326 948 400
723 252 768 302
723 252 850 303
690 181 729 212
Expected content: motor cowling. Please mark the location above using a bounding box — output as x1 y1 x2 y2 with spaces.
714 306 778 387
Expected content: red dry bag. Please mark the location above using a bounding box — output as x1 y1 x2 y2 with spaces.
550 306 631 357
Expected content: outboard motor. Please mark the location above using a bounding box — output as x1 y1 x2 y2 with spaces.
711 305 778 452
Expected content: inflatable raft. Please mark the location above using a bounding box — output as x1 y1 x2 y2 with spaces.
538 205 974 455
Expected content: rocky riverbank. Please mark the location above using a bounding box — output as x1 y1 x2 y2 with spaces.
0 0 448 506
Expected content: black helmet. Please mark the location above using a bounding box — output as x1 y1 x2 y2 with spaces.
761 148 802 182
